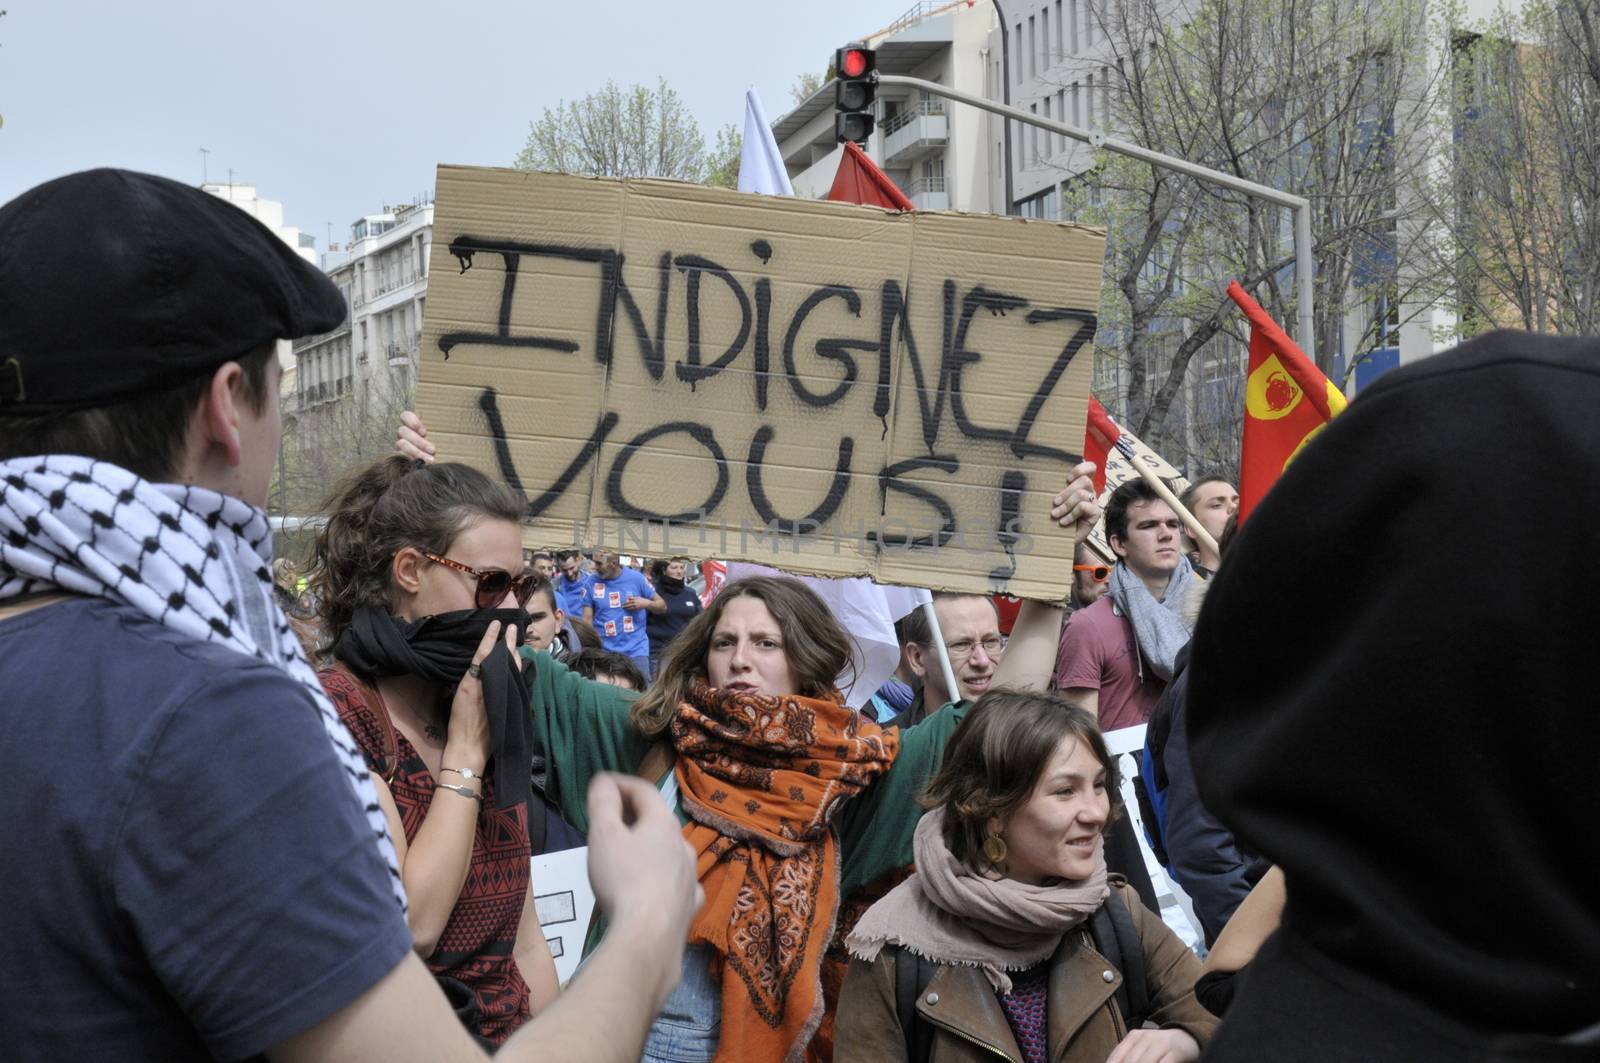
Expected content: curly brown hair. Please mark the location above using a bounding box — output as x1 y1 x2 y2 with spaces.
304 455 523 657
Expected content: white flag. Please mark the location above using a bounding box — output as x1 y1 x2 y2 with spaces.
736 87 794 196
725 562 930 710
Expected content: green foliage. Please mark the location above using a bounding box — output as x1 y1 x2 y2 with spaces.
704 123 742 189
515 77 709 182
790 71 826 106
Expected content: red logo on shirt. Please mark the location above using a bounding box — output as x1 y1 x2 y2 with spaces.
604 620 617 637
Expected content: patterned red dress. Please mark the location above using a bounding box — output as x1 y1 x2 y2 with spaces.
320 667 532 1044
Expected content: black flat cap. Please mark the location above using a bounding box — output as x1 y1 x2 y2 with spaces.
0 168 347 413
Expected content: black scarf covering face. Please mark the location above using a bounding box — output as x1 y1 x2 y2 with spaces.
656 574 686 596
335 606 533 810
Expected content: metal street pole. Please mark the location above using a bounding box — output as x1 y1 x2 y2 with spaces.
875 72 1317 362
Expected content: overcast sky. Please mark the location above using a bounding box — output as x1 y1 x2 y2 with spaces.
0 0 907 245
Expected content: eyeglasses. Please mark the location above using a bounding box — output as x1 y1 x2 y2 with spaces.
946 635 1005 662
1074 564 1112 583
420 551 541 610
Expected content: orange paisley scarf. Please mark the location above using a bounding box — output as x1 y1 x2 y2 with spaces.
671 680 898 1063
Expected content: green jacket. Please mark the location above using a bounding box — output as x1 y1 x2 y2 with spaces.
525 656 968 899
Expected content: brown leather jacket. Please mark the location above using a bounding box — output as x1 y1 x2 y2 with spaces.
834 884 1217 1063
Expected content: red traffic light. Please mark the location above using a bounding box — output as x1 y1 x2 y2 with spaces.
835 44 876 81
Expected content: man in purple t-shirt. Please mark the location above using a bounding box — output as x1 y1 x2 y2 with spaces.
1055 478 1197 732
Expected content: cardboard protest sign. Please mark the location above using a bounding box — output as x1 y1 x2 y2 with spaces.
1083 424 1190 562
532 847 595 985
417 165 1104 599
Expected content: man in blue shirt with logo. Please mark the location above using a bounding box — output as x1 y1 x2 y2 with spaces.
588 549 664 678
554 550 596 625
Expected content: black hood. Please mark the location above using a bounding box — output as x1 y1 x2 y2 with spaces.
1188 330 1600 1052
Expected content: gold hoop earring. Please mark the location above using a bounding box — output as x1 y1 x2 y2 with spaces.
983 832 1007 864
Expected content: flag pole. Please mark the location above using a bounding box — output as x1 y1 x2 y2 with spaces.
920 600 961 705
1114 439 1220 560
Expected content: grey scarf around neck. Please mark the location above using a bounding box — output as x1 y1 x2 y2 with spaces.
1108 556 1195 683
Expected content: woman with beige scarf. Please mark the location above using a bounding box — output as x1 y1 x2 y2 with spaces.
838 690 1216 1063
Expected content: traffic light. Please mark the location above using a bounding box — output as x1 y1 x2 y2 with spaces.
834 44 877 144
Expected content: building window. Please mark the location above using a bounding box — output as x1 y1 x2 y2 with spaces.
1041 8 1050 66
1056 0 1064 57
1015 24 1024 83
1086 73 1094 127
1072 81 1081 126
1070 0 1079 52
1030 102 1039 164
1028 17 1036 78
1043 96 1053 156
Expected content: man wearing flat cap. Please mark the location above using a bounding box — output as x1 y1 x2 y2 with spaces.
0 169 696 1061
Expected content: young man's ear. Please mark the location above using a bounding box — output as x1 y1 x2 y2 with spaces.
199 361 247 467
1107 533 1129 560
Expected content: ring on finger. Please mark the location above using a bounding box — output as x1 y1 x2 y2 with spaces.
468 662 483 679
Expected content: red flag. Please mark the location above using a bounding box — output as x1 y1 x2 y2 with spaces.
1227 281 1347 523
827 141 915 211
1084 396 1121 494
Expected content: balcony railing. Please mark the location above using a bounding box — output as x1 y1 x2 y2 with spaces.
883 100 949 164
883 0 941 37
882 98 945 136
908 175 949 212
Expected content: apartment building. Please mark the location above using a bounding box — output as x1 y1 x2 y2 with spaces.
291 200 432 419
773 0 999 213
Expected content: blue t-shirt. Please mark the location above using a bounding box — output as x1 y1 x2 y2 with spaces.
555 570 595 619
589 567 654 657
0 597 412 1060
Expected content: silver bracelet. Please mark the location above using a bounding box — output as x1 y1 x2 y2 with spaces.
436 782 483 804
440 766 481 781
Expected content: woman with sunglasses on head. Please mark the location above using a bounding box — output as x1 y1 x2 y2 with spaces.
306 455 559 1047
836 690 1216 1063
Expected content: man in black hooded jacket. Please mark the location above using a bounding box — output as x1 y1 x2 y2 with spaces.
1187 330 1600 1060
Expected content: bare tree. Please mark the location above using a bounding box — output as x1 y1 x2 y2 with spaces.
1426 0 1600 336
271 367 415 518
1058 0 1446 474
515 78 709 181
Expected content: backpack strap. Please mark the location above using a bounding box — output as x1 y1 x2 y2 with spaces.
891 946 936 1063
1088 887 1151 1030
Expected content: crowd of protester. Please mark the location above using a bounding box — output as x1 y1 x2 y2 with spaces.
3 168 1596 1062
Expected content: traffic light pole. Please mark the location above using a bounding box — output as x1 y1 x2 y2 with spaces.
875 72 1317 363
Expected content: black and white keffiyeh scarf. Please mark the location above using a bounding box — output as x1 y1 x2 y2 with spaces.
0 455 406 910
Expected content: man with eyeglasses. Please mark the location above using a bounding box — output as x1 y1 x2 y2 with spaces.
891 594 1006 728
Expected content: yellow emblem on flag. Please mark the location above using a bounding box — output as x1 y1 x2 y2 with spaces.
1246 354 1304 421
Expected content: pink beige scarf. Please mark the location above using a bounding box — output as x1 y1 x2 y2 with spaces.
846 806 1109 993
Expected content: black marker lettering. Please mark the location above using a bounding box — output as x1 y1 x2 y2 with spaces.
988 470 1026 582
869 455 959 549
606 422 729 522
612 251 672 381
745 425 853 534
674 255 751 390
781 285 865 407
